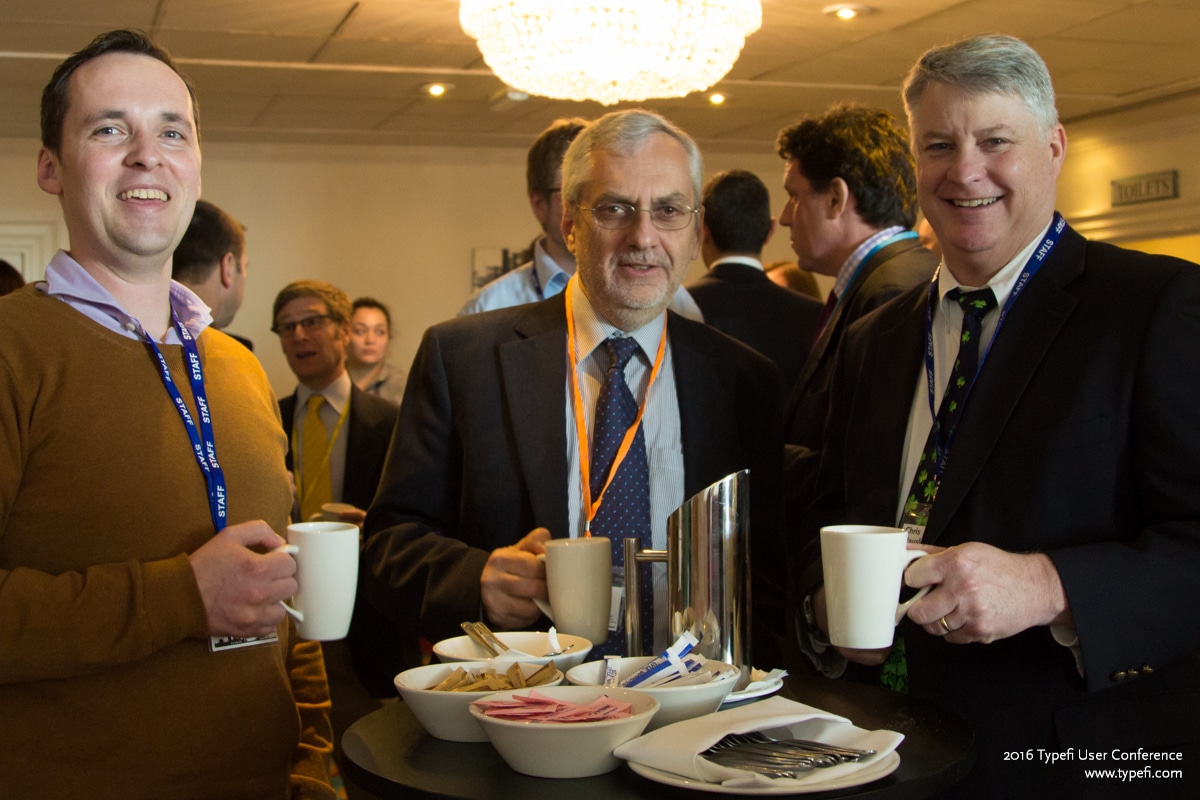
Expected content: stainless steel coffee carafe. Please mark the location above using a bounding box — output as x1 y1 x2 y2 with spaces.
623 469 750 665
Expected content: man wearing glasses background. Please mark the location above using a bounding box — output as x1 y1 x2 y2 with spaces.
362 109 787 666
271 280 414 785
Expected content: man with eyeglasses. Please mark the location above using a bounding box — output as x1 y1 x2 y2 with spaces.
458 116 705 323
271 280 415 768
363 109 787 666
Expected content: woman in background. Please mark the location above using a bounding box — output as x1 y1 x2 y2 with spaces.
347 297 407 407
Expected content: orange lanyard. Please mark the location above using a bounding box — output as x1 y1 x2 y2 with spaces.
565 279 668 534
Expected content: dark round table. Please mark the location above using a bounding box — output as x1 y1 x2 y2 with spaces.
341 671 975 799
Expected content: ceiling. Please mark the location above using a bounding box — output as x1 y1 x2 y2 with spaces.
2 0 1199 151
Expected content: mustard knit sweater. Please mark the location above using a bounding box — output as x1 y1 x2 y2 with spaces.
0 285 334 799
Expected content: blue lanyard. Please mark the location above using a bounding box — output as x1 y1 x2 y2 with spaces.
530 261 545 301
831 230 918 313
923 213 1066 479
143 312 228 531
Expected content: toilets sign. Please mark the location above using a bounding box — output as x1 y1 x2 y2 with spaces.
1111 170 1179 207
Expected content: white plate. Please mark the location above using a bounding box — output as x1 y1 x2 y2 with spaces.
721 676 784 705
628 751 900 795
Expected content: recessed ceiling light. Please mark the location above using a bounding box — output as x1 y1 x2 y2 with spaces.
709 92 727 105
420 82 453 97
823 4 873 20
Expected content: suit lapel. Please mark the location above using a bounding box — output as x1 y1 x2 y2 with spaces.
279 393 297 472
670 316 729 498
343 385 371 502
849 289 927 523
794 294 839 392
924 229 1085 543
498 297 571 533
793 240 898 394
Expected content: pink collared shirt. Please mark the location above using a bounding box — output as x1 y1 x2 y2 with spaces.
38 250 212 344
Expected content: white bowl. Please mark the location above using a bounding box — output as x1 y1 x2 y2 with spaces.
565 656 738 730
469 685 658 778
432 631 592 671
394 661 564 742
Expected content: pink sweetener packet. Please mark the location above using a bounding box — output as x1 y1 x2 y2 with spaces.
541 696 632 723
484 709 552 720
472 694 566 718
472 690 564 710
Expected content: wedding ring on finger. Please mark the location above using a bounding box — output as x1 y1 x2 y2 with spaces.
939 616 952 634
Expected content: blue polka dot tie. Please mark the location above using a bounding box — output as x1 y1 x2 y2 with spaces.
589 337 653 657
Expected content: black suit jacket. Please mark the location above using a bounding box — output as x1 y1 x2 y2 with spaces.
279 383 397 511
280 383 407 694
785 236 938 451
782 237 938 542
687 261 824 394
804 225 1200 798
362 292 787 665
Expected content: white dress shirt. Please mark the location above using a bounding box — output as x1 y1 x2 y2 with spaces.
563 274 685 650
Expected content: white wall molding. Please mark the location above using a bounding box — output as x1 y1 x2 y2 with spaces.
0 221 61 280
1068 198 1200 243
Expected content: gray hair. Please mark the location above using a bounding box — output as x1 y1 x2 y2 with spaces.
903 34 1059 137
561 109 703 208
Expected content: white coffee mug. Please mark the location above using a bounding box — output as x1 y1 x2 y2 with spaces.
821 525 931 649
532 536 611 645
280 521 359 640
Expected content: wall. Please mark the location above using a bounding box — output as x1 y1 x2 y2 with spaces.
1058 106 1200 246
0 138 798 395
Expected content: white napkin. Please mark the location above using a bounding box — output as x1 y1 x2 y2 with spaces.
613 695 904 788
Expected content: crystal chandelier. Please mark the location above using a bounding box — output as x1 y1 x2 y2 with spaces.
459 1 762 106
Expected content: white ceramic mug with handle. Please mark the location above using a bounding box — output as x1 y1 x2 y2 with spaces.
821 525 932 649
532 536 612 645
279 521 359 640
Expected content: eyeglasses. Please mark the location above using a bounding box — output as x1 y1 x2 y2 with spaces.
272 314 333 337
576 201 699 231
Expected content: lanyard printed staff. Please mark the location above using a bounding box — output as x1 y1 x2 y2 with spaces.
142 310 227 532
922 212 1066 481
564 279 667 533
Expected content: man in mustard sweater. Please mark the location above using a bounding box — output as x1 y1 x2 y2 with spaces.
0 30 335 798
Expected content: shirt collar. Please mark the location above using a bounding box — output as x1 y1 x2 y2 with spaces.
566 273 667 365
295 369 352 416
533 237 573 294
936 219 1054 308
40 249 212 342
831 226 908 300
711 256 764 271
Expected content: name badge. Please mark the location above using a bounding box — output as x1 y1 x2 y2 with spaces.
899 501 932 544
209 631 279 652
609 585 624 633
